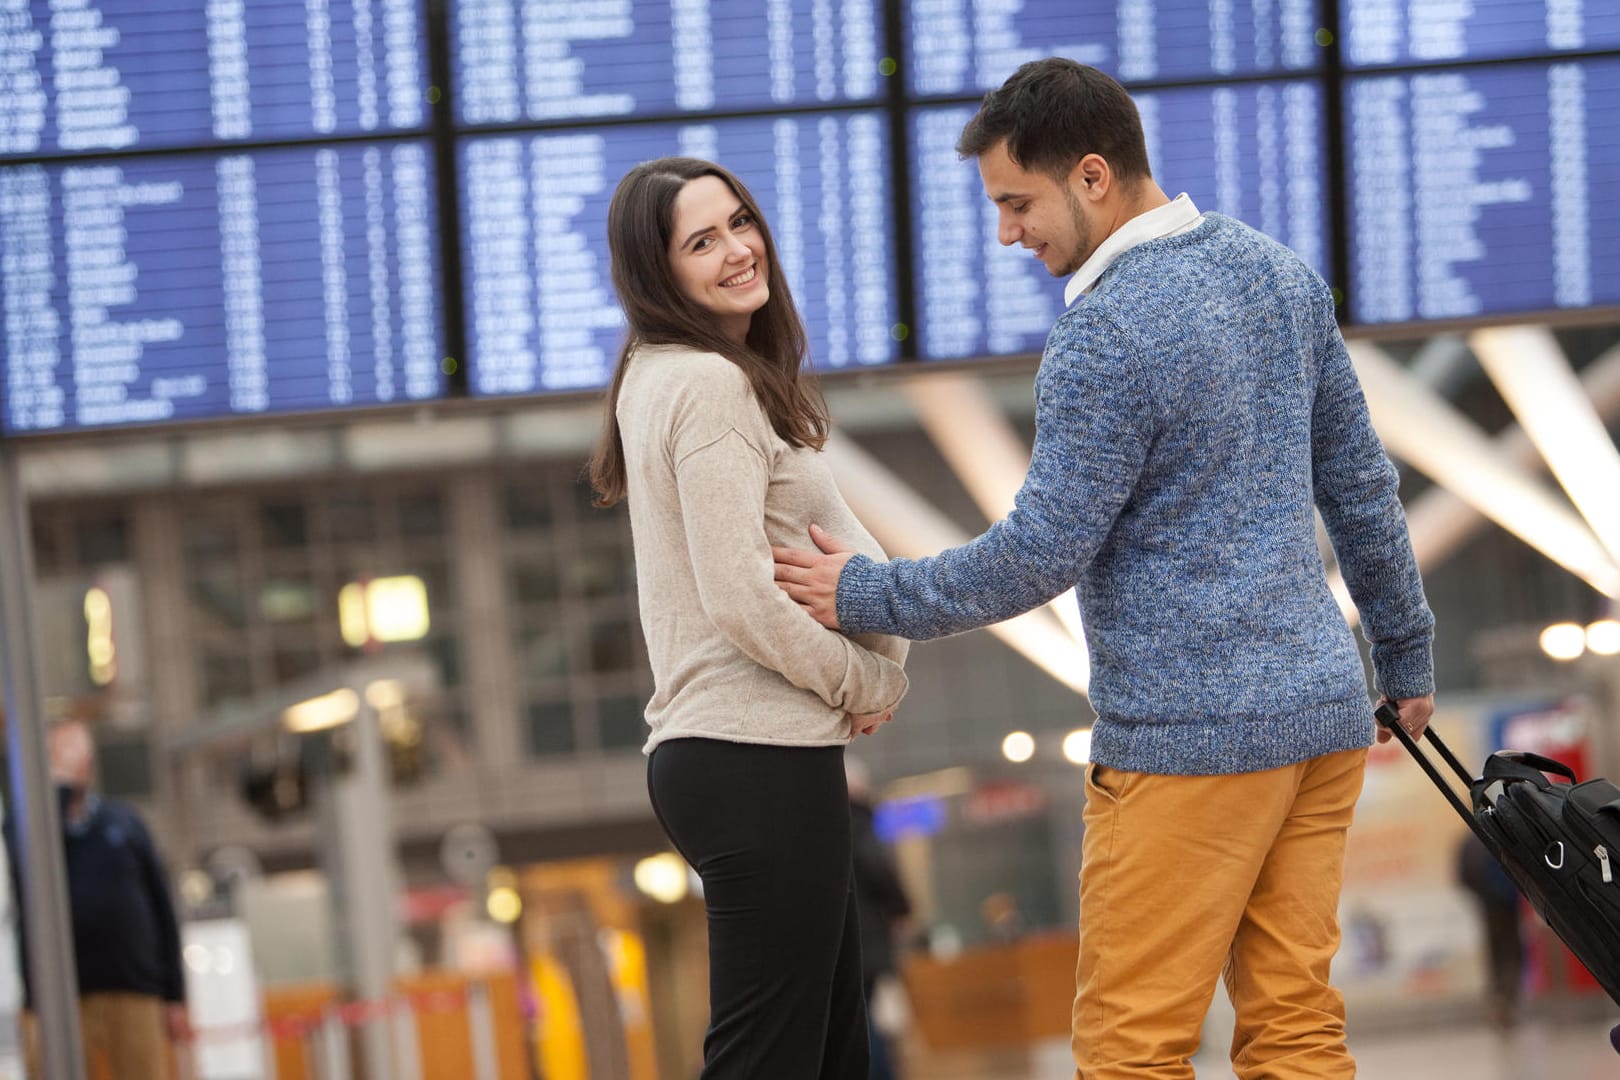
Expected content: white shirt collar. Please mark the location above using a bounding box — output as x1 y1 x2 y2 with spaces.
1063 193 1204 307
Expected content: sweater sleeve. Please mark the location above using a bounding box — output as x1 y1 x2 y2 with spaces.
670 365 908 717
129 814 186 1004
836 308 1154 639
1308 290 1435 699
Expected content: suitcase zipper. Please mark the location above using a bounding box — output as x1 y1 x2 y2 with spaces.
1599 845 1613 884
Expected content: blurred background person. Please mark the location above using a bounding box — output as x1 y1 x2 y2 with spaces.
1457 832 1525 1028
7 716 190 1080
848 757 913 1080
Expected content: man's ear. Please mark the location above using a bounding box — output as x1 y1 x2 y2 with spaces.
1068 154 1112 200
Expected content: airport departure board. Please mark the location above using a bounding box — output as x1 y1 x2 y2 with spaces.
461 111 896 393
1342 0 1620 69
912 80 1330 360
1347 57 1620 325
0 0 441 435
0 0 429 157
2 0 1618 435
452 0 885 124
905 0 1322 97
1 142 444 432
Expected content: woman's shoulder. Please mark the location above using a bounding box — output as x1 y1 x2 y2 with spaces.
628 344 753 404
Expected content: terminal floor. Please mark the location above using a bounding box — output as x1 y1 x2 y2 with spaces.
902 1017 1620 1078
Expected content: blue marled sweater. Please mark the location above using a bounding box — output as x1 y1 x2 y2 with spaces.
837 213 1435 775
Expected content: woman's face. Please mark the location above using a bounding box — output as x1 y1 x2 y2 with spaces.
667 175 770 343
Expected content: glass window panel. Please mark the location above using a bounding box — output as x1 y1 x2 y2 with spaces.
504 480 554 530
184 505 240 560
398 490 447 539
75 515 129 564
271 642 323 684
569 542 633 600
328 490 378 543
261 500 309 549
31 519 62 573
588 616 636 675
260 575 320 626
516 623 570 680
407 559 455 614
200 650 254 707
509 555 560 605
526 699 576 757
95 732 154 800
599 696 646 751
191 569 249 631
420 636 462 689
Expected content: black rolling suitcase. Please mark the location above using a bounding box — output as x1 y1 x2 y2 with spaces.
1374 702 1620 1047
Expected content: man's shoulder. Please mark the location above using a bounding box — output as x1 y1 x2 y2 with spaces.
91 799 152 840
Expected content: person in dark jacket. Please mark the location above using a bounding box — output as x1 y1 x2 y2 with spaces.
1456 832 1524 1027
848 758 912 1080
10 718 190 1077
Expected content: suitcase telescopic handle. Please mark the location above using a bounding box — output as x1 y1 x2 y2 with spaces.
1374 701 1480 831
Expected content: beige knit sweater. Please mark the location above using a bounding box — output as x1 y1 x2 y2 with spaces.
616 344 909 753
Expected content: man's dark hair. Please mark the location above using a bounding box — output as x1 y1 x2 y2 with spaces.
957 58 1152 184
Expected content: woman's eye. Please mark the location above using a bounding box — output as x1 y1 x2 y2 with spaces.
732 213 753 229
692 236 712 251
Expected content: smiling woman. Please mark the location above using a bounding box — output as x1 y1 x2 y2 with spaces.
666 174 771 344
581 156 911 1080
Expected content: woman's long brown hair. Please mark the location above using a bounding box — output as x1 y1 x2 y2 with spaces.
587 157 829 507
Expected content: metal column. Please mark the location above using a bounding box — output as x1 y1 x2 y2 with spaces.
314 694 402 1080
0 444 87 1080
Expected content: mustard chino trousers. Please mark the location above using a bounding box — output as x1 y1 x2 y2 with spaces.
1074 747 1368 1079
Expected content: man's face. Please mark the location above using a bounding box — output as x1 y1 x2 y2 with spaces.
976 140 1099 278
48 722 95 790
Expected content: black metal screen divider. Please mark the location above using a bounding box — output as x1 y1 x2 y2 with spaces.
427 0 469 396
883 0 920 363
1321 0 1355 323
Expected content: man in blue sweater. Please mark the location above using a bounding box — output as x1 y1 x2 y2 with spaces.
774 59 1435 1079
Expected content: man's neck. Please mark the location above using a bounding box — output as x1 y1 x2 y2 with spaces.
1113 181 1172 233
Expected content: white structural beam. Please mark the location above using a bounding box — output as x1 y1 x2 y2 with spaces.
1330 342 1620 626
1344 340 1620 599
822 431 1090 695
1471 326 1620 568
900 373 1089 647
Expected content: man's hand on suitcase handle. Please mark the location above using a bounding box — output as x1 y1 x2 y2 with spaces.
1374 694 1435 744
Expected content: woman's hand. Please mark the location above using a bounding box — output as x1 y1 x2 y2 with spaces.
849 711 893 738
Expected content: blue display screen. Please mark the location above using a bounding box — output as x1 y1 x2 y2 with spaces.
903 0 1322 97
0 141 444 433
1346 57 1620 325
460 111 897 395
1342 0 1620 69
452 0 886 126
0 0 429 159
911 80 1331 361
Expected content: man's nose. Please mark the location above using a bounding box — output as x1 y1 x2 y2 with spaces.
997 213 1021 247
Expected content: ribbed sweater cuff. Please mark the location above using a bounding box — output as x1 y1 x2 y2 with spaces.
835 554 887 635
1372 636 1435 700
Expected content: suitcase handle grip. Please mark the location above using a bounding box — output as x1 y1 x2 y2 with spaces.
1374 702 1480 832
1489 749 1577 785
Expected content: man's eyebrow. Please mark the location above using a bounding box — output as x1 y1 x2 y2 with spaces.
992 192 1029 205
